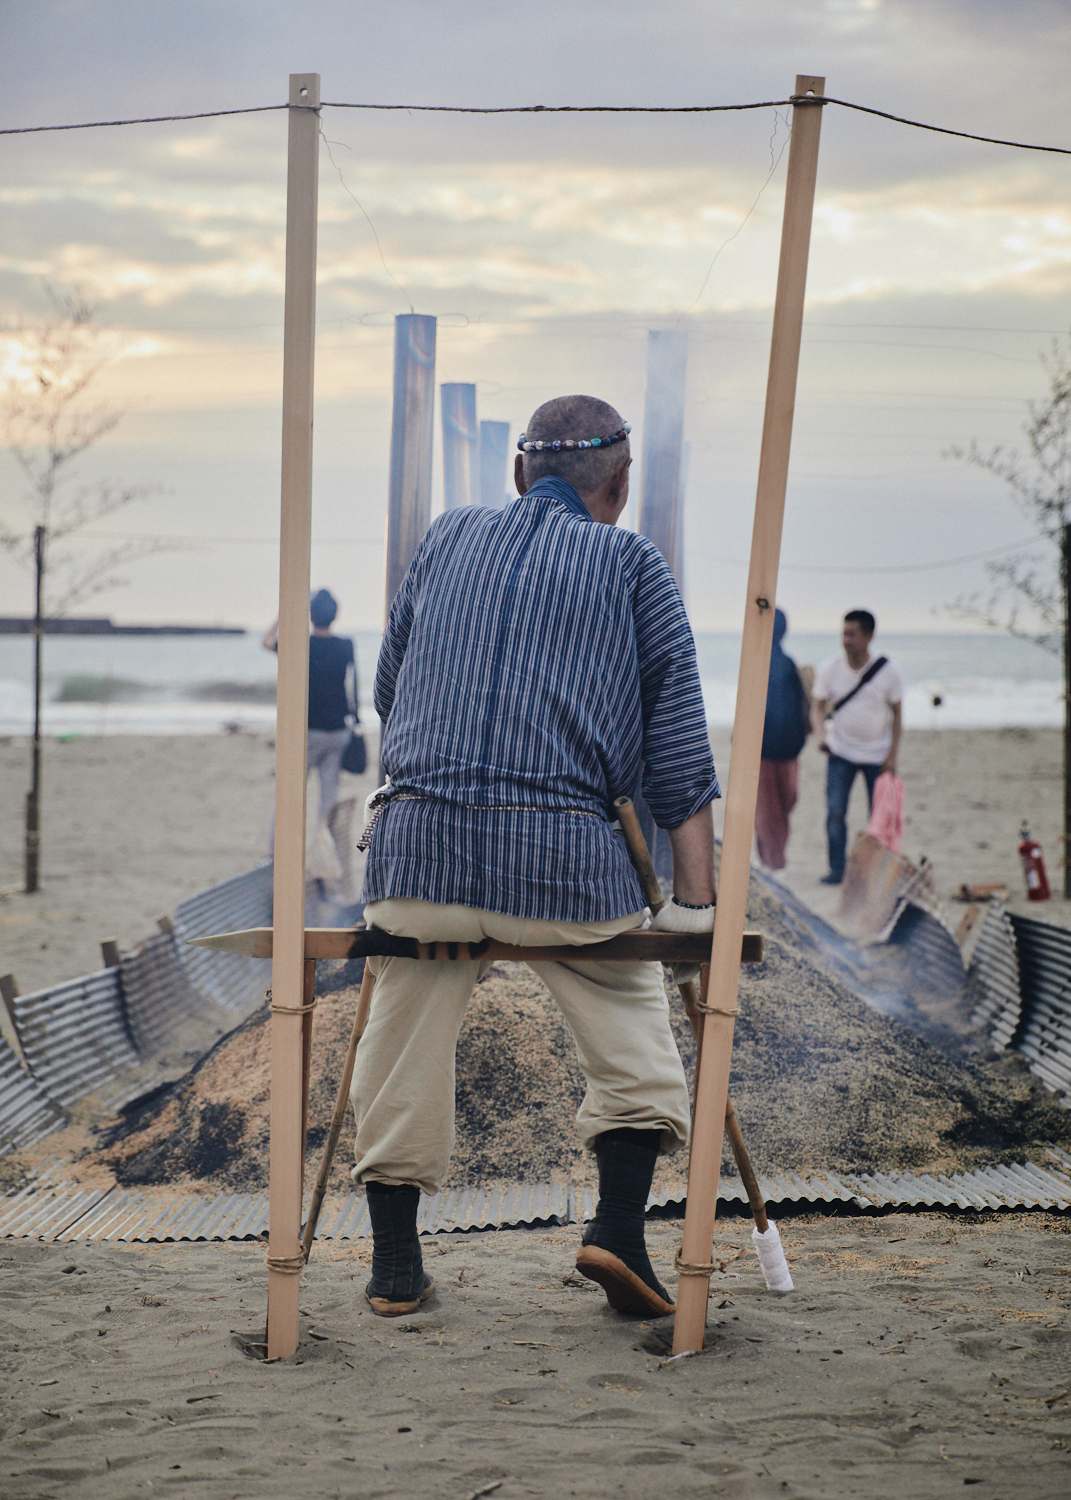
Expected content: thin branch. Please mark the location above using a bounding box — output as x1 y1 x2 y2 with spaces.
46 539 181 617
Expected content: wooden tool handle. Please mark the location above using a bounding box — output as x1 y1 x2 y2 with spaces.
613 797 665 912
300 962 375 1262
615 797 771 1237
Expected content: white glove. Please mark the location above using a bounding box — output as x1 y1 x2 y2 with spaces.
650 899 715 984
356 779 392 852
365 777 391 819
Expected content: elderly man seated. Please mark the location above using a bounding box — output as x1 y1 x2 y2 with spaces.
353 394 719 1319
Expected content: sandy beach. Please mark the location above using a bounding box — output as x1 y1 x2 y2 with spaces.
1 1211 1069 1498
2 725 1070 1498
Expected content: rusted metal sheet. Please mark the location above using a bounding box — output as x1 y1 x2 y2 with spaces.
11 969 140 1109
0 1036 66 1154
834 834 921 940
173 864 273 1014
1009 913 1071 1103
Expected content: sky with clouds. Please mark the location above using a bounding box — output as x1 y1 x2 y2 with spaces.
1 0 1069 633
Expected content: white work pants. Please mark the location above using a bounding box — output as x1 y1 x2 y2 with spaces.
351 898 691 1195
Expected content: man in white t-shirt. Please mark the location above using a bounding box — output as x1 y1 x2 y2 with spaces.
811 609 904 885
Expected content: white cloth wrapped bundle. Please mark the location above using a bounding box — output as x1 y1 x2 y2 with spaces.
752 1222 794 1291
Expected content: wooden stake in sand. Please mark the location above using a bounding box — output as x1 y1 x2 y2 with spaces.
671 75 825 1356
301 963 375 1260
266 72 320 1362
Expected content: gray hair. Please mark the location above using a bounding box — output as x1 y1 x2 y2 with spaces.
521 394 630 495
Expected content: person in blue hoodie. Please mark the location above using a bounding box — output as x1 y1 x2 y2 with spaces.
755 608 809 871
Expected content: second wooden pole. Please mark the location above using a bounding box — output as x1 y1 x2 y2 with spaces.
266 72 320 1362
671 75 825 1356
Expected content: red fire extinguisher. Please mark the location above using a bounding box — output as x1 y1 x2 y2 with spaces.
1019 820 1051 902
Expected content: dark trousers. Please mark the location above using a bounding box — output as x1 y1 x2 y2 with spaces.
825 753 882 880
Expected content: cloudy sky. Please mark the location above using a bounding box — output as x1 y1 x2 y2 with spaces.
1 0 1069 633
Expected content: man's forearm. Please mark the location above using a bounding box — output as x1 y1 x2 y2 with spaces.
666 803 717 906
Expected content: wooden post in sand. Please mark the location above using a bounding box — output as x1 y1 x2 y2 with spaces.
266 72 320 1362
441 382 479 510
671 75 825 1356
384 314 437 614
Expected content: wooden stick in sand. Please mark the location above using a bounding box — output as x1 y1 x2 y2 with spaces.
266 72 320 1362
671 74 822 1353
301 963 375 1261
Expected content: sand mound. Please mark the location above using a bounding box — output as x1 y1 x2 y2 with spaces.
78 881 1071 1197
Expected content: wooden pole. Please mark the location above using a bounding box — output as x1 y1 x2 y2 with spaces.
266 71 320 1362
671 75 825 1356
384 314 437 615
441 382 479 509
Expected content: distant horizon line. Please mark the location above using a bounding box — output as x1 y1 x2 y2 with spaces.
0 616 1045 642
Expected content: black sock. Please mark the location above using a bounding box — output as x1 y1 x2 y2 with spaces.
582 1128 670 1300
365 1182 429 1301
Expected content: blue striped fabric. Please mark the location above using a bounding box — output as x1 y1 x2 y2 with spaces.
363 476 720 921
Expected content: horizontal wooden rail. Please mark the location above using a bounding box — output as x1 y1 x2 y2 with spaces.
189 926 764 965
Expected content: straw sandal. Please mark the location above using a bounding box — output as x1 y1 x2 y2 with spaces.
575 1244 675 1316
365 1274 436 1319
364 1182 435 1317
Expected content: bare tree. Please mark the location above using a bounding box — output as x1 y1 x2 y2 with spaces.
0 290 168 893
948 332 1071 895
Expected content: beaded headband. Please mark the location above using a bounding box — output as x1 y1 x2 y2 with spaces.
517 424 631 453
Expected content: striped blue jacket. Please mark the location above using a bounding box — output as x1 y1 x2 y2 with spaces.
362 476 719 921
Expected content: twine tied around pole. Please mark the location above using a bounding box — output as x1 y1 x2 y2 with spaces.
265 987 318 1016
265 1254 306 1274
674 1246 742 1276
691 999 739 1017
674 1249 721 1277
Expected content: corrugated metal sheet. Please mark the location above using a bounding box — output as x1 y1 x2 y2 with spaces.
967 903 1022 1049
55 1188 271 1244
12 969 140 1110
4 1152 1070 1243
173 864 273 1014
0 1035 66 1155
119 929 210 1056
887 904 967 1000
1008 914 1071 1103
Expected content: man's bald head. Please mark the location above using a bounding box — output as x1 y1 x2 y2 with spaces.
519 394 630 497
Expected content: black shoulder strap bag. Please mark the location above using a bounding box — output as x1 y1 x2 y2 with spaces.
831 656 887 715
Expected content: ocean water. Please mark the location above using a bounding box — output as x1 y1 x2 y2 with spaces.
0 630 1060 736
